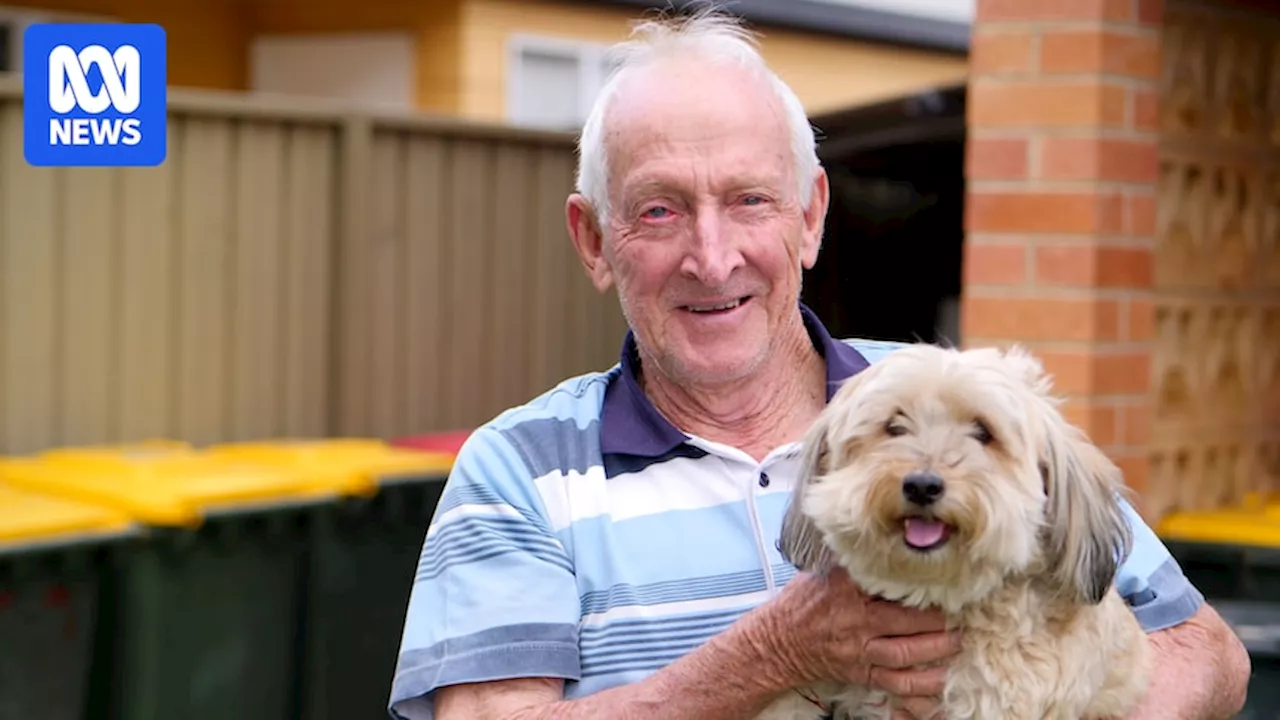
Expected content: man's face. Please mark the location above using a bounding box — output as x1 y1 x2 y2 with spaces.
586 61 827 388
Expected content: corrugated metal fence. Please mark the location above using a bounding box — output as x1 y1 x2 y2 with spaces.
0 77 628 455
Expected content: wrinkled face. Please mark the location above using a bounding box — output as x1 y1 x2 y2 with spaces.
802 345 1050 606
591 60 825 385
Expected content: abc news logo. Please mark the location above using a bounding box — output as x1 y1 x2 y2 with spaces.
23 23 167 167
47 44 144 147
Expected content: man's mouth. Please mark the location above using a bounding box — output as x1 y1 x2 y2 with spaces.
682 297 751 314
902 516 953 552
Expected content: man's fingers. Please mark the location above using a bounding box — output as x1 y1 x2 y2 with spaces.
863 631 962 669
868 664 948 697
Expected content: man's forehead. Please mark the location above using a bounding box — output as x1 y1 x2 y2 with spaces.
604 61 791 184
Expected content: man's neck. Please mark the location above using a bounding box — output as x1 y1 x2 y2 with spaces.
639 322 827 462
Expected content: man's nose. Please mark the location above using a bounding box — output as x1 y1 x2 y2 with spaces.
680 209 744 286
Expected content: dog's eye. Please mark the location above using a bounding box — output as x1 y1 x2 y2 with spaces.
885 419 908 437
971 419 995 445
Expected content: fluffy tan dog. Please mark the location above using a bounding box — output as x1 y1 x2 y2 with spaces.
761 343 1151 720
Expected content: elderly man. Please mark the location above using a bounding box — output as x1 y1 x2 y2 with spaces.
389 9 1250 720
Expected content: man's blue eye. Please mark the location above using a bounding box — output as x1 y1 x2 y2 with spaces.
644 207 670 218
743 195 764 205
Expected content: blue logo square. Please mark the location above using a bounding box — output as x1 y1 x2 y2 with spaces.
23 23 167 167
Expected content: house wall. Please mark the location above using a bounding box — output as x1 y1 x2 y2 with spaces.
2 0 967 119
0 0 247 88
455 0 969 123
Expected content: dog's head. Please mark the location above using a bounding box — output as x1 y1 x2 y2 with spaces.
779 344 1133 610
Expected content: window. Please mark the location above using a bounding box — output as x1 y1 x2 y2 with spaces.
250 32 417 109
507 34 614 131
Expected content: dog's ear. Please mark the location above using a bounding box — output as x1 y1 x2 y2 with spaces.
778 408 840 575
1040 415 1133 606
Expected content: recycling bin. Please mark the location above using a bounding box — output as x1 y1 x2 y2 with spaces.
0 479 137 720
389 430 473 458
1158 508 1280 602
0 446 341 720
204 439 455 720
1212 600 1280 719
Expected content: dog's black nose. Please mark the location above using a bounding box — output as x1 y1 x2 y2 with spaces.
902 472 945 506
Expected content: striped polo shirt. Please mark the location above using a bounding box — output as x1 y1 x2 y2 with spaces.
388 304 1204 720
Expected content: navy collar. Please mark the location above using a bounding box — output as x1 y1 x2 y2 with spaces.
599 303 870 457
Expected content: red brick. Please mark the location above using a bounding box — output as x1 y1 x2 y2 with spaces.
961 294 1122 342
1125 193 1157 237
1125 298 1155 341
1043 353 1098 395
970 81 1129 129
1136 0 1165 26
966 136 1030 179
1060 399 1121 445
1037 349 1150 396
1040 30 1161 80
1094 351 1152 394
1039 137 1158 183
1132 88 1160 132
1113 452 1150 494
1122 403 1153 445
971 30 1036 75
964 242 1028 285
1033 243 1153 289
967 191 1123 235
976 0 1133 22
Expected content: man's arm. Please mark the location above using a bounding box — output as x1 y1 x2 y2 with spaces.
428 570 961 720
389 427 811 720
1111 499 1251 719
1125 603 1251 720
432 605 804 720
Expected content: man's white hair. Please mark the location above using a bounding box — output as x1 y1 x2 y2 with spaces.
574 5 822 226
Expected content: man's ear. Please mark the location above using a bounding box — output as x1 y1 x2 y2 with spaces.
800 169 830 270
566 194 614 293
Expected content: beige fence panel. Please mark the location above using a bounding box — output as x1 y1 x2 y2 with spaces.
333 114 628 439
0 76 626 454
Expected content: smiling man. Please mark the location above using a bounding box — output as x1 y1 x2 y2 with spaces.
388 8 1250 720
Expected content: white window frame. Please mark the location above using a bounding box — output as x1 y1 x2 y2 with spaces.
506 33 613 130
0 5 119 74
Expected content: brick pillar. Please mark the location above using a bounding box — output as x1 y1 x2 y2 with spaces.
961 0 1164 515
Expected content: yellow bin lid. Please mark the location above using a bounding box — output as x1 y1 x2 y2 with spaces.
0 480 135 551
0 450 337 528
1158 508 1280 548
204 438 456 497
37 439 195 462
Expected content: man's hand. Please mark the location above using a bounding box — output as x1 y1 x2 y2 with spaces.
759 569 962 719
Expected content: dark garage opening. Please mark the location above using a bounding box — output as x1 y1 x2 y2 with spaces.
801 83 967 347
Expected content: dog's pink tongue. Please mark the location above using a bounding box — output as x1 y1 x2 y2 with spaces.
904 518 948 548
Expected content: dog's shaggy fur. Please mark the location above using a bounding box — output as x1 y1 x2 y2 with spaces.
760 344 1151 720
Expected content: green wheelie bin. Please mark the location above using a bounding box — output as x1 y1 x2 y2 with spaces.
0 478 138 720
0 443 341 720
1213 599 1280 718
204 439 455 720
